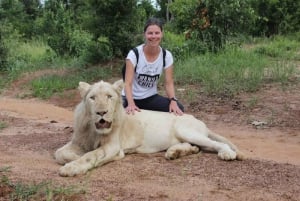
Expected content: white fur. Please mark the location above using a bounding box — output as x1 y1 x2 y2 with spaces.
55 80 245 177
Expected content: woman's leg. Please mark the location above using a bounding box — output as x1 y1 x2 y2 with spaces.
134 94 184 112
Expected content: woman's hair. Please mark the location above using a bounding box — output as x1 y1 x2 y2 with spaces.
143 17 163 32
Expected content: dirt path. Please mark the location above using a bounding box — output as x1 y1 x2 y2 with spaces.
0 95 300 201
1 97 299 165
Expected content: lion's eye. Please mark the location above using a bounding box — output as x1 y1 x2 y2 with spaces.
90 96 95 100
107 94 112 99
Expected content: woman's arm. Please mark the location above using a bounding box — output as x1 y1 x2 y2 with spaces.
124 59 140 114
164 66 183 115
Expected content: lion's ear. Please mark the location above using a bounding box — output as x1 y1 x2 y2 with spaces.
78 82 91 98
113 79 124 93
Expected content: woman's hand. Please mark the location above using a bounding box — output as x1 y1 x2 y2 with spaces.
169 101 183 116
125 104 141 115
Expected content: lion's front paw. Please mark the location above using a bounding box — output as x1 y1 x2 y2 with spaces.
59 162 87 177
218 148 237 161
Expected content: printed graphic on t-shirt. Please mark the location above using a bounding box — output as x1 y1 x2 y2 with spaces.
137 74 160 88
140 64 159 74
136 63 161 88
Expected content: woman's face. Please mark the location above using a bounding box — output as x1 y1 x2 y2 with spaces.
144 25 163 47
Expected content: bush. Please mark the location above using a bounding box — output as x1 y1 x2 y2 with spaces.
251 0 300 36
81 36 113 64
0 35 8 71
69 29 93 57
169 0 255 52
0 23 14 71
161 31 189 60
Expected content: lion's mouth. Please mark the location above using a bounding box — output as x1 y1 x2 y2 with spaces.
95 119 112 129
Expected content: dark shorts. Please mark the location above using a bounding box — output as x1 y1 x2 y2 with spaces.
122 94 184 112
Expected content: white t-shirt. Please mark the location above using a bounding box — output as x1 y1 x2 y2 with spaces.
122 44 174 99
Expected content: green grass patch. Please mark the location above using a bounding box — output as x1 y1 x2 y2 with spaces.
10 181 84 201
0 121 8 130
175 47 268 97
2 34 299 99
30 67 112 99
0 166 85 201
253 35 300 60
174 33 300 97
7 39 56 73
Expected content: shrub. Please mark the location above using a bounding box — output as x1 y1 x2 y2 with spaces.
69 29 93 57
0 35 8 71
162 31 189 60
251 0 300 36
169 0 255 52
81 36 113 64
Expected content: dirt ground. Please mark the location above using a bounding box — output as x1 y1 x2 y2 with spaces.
0 76 300 201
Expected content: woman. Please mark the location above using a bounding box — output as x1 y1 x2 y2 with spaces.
122 17 184 115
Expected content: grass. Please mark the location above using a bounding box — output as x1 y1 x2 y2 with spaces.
1 33 299 99
0 33 299 200
0 121 8 130
0 166 85 201
30 66 112 99
174 34 299 97
252 34 300 60
175 47 268 97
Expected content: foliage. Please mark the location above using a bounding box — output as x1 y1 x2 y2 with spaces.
174 36 298 97
0 22 56 87
30 66 112 99
85 0 146 57
69 29 94 57
253 36 300 60
1 0 299 100
0 121 8 130
161 31 188 60
0 0 42 38
42 0 73 56
156 0 169 19
137 0 157 17
175 47 266 97
6 38 56 74
0 26 8 71
0 168 85 201
169 0 256 51
250 0 300 36
81 36 113 64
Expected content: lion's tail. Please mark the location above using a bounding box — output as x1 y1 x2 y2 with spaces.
207 129 246 160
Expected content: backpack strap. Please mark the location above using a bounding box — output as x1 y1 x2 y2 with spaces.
122 47 139 81
162 48 166 68
132 47 139 72
123 47 166 81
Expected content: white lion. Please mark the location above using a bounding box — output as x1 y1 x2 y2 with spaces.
55 80 245 177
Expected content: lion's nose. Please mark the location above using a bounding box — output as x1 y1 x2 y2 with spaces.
96 111 107 116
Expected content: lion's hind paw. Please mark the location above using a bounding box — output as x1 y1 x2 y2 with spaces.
218 148 237 161
165 143 199 160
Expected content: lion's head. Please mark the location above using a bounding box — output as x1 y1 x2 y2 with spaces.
78 79 124 135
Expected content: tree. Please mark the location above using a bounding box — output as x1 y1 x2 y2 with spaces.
169 0 256 51
251 0 300 36
137 0 156 18
0 29 8 71
85 0 145 56
0 0 42 38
